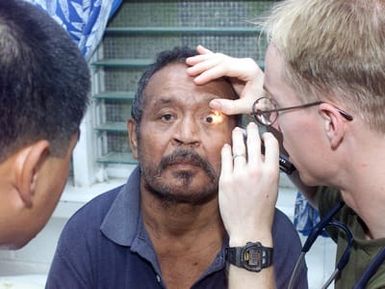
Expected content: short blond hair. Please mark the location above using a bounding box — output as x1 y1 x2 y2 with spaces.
264 0 385 133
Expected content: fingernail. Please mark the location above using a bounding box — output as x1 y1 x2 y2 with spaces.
234 127 243 133
210 99 222 110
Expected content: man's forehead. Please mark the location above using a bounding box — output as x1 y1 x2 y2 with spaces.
145 62 236 101
145 94 215 108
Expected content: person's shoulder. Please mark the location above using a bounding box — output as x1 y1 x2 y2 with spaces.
62 185 124 233
272 207 294 226
271 208 307 289
272 208 300 242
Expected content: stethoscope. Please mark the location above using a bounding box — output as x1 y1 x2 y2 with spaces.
288 201 385 289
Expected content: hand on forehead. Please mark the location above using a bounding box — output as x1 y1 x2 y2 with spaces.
144 62 237 106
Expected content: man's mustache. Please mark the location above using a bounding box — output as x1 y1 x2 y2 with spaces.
158 149 217 181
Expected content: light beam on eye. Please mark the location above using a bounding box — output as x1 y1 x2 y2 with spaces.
210 111 224 124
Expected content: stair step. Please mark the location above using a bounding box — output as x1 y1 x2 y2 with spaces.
94 91 135 100
95 122 126 132
97 152 137 164
105 26 262 35
93 58 153 68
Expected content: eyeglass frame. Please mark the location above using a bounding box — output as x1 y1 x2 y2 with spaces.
251 96 353 127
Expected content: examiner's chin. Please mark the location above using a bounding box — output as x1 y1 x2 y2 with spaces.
296 170 320 188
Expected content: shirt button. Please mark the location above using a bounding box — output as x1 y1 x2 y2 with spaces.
156 275 161 283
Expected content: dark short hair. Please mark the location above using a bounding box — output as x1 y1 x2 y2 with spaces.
0 0 90 162
132 47 197 123
132 46 241 126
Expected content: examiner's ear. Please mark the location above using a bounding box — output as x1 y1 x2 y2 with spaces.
14 140 50 207
127 119 139 159
319 103 346 150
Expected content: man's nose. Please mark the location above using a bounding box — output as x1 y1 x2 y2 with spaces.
172 117 200 147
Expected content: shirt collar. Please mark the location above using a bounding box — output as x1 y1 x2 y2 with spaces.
100 166 142 246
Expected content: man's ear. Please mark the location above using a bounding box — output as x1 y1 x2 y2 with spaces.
318 103 347 150
127 119 139 159
14 140 50 207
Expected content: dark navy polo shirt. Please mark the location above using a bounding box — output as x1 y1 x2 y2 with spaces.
46 167 307 289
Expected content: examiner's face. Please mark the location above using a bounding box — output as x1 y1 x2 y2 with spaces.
137 62 237 204
264 44 329 185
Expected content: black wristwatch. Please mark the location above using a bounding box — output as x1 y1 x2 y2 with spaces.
226 242 273 272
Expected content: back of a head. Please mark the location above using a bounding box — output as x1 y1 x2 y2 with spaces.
265 0 385 133
0 0 90 162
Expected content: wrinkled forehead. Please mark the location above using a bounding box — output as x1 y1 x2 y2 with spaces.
143 62 237 106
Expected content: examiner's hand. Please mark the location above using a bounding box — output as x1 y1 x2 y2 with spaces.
219 122 280 247
186 45 265 115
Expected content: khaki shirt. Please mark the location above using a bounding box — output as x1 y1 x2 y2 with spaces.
318 187 385 289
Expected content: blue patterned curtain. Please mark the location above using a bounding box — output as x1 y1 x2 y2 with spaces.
294 192 328 237
25 0 122 60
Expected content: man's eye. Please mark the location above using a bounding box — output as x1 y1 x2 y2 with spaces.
205 115 214 123
160 114 174 121
204 112 223 125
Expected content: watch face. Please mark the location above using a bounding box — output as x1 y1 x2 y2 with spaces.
248 249 262 266
242 245 262 271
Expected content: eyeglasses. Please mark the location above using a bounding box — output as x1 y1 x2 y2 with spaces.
251 97 353 127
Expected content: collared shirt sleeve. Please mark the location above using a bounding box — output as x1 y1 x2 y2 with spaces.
45 187 124 289
45 241 91 288
45 202 99 289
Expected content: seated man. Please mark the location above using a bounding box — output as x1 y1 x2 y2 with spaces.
0 0 89 249
46 47 307 289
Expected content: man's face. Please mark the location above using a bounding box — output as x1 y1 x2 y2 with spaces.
264 44 329 185
131 62 237 205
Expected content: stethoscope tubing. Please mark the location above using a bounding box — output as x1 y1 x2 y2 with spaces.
287 201 385 289
288 202 345 289
352 246 385 289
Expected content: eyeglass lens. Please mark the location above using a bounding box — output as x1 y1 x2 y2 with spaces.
253 97 278 126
